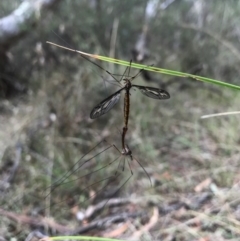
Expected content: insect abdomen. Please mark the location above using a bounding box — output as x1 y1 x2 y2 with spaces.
124 90 130 127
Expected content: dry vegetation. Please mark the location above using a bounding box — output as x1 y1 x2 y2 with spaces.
1 1 240 241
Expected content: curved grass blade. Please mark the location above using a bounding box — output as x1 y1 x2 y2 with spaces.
46 41 240 91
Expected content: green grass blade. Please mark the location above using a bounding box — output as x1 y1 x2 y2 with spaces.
46 41 240 91
97 56 240 91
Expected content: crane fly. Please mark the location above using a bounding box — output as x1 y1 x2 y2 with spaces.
5 42 156 232
46 38 160 191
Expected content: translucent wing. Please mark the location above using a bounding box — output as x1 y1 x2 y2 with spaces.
90 87 124 119
132 85 170 99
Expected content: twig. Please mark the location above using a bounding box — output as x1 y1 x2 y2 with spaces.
0 208 70 233
0 0 62 49
201 111 240 119
103 222 129 238
131 207 159 239
80 197 131 220
68 211 146 235
25 230 48 241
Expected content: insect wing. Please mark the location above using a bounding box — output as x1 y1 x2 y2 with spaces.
90 88 124 119
133 85 170 99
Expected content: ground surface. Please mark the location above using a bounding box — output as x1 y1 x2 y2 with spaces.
1 60 240 241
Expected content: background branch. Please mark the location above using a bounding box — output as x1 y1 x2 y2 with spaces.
0 0 61 52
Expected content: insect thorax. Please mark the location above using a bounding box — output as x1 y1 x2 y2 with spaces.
123 78 132 89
